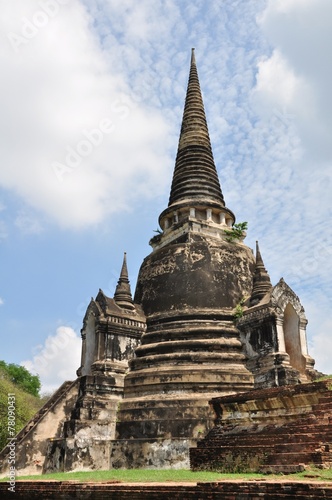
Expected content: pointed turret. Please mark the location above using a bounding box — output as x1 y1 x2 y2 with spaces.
250 242 272 306
114 253 135 310
158 49 235 237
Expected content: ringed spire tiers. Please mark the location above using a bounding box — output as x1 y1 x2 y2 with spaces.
250 241 272 306
113 252 135 310
169 48 225 207
158 49 235 234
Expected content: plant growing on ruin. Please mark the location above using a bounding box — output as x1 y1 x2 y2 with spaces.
224 222 248 243
149 229 163 246
195 426 205 437
233 304 244 322
233 298 246 323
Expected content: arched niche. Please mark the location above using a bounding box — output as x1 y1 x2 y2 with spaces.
271 279 310 373
283 303 306 373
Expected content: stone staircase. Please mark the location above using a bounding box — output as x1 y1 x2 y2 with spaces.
190 380 332 473
0 380 76 471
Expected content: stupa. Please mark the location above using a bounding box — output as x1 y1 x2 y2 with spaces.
0 50 317 475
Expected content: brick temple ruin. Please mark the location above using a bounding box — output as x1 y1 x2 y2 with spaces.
1 49 329 477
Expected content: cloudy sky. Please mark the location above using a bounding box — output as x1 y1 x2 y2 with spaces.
0 0 331 393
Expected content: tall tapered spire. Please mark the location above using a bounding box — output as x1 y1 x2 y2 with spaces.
157 50 235 245
250 242 272 306
168 48 225 208
114 253 135 310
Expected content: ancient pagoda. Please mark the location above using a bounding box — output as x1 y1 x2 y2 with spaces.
110 48 257 467
0 50 317 475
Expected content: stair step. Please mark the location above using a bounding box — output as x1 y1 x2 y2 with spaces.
259 464 306 474
199 432 332 447
266 452 317 465
0 380 75 460
191 385 332 472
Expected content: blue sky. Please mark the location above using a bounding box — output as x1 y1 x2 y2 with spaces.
0 0 331 393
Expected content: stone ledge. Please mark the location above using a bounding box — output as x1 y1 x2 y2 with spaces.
190 380 332 472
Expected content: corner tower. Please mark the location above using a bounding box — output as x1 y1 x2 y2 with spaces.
111 50 256 469
45 254 146 472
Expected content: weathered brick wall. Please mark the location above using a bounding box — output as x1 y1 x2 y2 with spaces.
191 380 332 472
1 480 332 500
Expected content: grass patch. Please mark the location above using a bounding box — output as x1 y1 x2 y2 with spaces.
2 469 266 483
2 466 332 483
296 467 332 481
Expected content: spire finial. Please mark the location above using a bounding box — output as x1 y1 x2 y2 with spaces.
114 252 135 310
191 47 196 64
167 49 225 208
120 252 129 279
255 241 264 266
250 242 272 306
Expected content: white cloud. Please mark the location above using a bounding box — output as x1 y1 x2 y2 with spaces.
21 326 81 394
0 0 172 229
14 210 43 235
257 0 332 162
253 49 303 111
0 297 4 306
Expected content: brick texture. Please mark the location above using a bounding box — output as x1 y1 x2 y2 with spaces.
190 380 332 473
1 480 332 500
